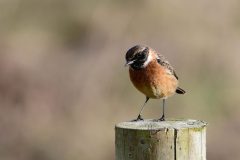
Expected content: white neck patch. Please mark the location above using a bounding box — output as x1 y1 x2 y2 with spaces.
142 53 153 67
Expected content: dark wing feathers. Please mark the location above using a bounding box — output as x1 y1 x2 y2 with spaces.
156 52 178 80
173 70 178 80
176 87 186 94
156 52 186 94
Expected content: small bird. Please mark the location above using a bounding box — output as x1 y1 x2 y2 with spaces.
125 45 185 121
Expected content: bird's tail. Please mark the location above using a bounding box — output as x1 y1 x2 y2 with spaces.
176 87 186 94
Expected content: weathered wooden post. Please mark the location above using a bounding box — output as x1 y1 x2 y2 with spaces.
115 119 207 160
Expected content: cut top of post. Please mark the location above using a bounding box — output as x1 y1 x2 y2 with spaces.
116 119 207 130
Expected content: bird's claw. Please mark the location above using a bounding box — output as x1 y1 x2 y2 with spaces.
131 115 144 122
153 115 165 122
159 115 165 121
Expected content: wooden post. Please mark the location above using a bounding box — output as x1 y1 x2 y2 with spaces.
115 119 207 160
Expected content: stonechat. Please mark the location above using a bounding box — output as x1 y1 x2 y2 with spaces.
125 45 185 121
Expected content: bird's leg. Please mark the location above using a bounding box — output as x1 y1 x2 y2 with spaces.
159 99 166 121
132 97 149 121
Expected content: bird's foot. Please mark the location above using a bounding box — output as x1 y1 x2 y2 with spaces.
159 115 165 121
131 115 144 122
153 115 165 122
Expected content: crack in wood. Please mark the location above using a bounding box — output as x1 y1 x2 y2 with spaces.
174 129 178 160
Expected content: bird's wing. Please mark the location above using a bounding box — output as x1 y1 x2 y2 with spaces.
156 52 178 80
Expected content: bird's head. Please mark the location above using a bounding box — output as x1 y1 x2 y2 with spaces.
125 45 153 70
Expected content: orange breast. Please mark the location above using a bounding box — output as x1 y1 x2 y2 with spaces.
129 60 178 99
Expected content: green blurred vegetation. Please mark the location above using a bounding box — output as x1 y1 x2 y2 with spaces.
0 0 240 160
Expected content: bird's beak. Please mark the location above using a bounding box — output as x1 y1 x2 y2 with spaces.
125 60 135 67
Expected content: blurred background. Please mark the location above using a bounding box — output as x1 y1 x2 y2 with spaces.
0 0 240 159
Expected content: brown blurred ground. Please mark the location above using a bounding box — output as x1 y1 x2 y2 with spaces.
0 0 240 160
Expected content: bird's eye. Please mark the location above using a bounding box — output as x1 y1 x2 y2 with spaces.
136 53 146 60
141 53 146 59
